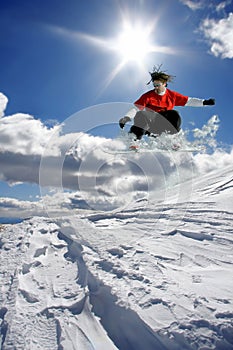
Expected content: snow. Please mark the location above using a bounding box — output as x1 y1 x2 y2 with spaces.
1 159 233 349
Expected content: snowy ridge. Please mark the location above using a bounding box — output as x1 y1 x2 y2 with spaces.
1 165 233 349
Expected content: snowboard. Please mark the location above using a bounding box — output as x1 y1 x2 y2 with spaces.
102 145 205 155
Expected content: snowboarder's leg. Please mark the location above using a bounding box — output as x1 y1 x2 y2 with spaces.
129 111 151 140
148 110 181 136
159 110 181 134
129 110 181 139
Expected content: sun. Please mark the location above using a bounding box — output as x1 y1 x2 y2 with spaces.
65 14 176 89
115 21 154 64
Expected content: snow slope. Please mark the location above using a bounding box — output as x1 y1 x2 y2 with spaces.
0 163 233 350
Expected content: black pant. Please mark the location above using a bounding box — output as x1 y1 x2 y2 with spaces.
129 110 181 140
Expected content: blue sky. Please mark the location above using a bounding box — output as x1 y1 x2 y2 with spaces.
0 0 233 220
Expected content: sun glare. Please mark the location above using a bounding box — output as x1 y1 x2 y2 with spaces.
71 14 176 90
115 23 153 64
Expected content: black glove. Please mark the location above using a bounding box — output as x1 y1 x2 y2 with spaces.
203 98 215 106
119 116 131 129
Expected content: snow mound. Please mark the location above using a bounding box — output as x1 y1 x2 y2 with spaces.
1 165 233 349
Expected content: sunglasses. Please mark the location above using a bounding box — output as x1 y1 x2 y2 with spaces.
153 82 163 87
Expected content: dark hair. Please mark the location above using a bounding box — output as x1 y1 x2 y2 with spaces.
147 65 175 85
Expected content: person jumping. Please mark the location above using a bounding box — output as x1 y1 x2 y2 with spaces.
119 65 215 140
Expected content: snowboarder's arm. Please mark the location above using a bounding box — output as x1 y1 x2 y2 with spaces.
119 107 139 129
125 106 139 119
185 97 215 107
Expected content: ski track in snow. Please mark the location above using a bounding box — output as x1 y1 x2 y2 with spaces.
1 166 233 349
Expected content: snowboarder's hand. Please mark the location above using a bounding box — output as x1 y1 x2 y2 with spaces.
203 98 215 106
119 116 131 129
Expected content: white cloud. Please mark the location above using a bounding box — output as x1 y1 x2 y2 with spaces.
179 0 203 11
0 92 232 217
2 147 233 219
216 1 232 13
180 0 230 12
200 12 233 59
0 113 65 156
0 93 8 118
216 2 225 12
180 1 233 59
0 93 151 211
0 197 44 218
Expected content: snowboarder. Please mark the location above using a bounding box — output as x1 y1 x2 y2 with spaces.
119 66 215 140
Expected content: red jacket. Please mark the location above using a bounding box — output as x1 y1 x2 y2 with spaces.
134 88 188 113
